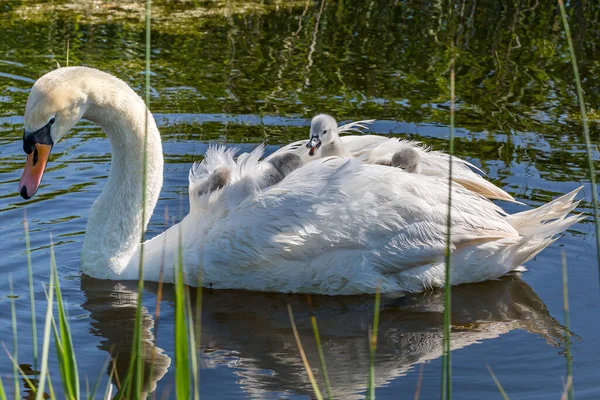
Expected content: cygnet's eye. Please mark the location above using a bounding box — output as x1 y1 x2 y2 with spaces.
49 117 56 125
322 130 328 135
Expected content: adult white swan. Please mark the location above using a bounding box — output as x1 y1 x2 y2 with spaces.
18 67 583 294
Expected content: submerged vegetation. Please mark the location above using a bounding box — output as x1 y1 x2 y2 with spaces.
0 0 598 398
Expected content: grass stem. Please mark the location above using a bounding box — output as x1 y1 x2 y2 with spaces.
441 39 455 400
557 0 600 286
366 288 381 400
287 304 323 400
9 276 19 400
486 365 509 400
561 251 574 400
24 211 38 372
307 296 332 400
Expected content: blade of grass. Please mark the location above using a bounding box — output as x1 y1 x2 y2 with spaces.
561 376 573 400
193 223 203 400
174 224 190 400
414 363 424 400
24 212 38 372
561 251 573 400
36 268 55 400
40 285 57 400
8 276 19 400
194 264 203 398
66 38 70 67
441 40 455 400
0 376 5 400
46 368 55 400
185 287 199 400
50 237 80 400
366 288 381 400
557 0 600 281
146 212 171 398
486 365 509 400
307 296 332 400
2 344 37 395
287 304 323 400
88 355 112 400
123 0 152 397
103 370 114 400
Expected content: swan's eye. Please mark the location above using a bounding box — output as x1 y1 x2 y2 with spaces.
49 117 56 125
322 130 328 135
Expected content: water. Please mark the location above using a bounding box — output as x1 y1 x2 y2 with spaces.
1 0 600 398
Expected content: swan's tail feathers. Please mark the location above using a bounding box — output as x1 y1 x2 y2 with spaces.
338 119 375 135
509 187 585 267
507 187 583 231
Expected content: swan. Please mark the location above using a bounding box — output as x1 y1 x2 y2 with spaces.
18 66 583 295
268 114 518 202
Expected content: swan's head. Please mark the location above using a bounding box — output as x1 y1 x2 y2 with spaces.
306 114 338 156
19 67 91 199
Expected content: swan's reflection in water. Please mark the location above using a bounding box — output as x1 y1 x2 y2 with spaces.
80 274 565 398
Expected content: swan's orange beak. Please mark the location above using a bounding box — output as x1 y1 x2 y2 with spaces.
19 143 52 199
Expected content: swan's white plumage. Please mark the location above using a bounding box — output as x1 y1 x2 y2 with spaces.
22 67 583 294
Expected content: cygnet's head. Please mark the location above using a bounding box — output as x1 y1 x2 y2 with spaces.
195 166 232 196
391 147 422 174
306 114 338 156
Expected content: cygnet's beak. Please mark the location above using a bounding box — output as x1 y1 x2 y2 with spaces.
19 122 54 199
306 135 321 156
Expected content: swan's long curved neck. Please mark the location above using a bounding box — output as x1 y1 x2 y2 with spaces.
81 87 164 279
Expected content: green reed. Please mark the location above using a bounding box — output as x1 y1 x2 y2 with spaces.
174 243 190 399
367 288 381 400
122 0 153 397
561 251 573 400
288 304 324 400
307 295 333 400
486 365 509 400
441 28 455 400
24 212 38 371
36 259 55 400
49 238 80 400
9 276 19 399
557 0 600 281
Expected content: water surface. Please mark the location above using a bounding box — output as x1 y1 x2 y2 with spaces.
1 1 599 398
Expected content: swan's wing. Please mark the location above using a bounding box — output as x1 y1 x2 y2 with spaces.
205 161 514 282
418 150 517 203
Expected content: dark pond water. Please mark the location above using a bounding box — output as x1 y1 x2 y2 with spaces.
1 0 600 398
